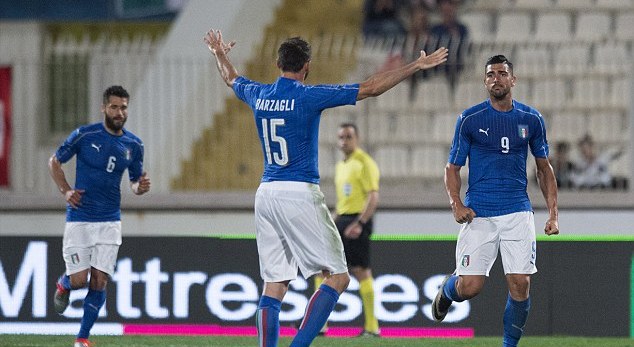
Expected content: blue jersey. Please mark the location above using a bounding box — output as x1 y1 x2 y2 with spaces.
55 123 144 222
448 99 549 217
233 76 359 183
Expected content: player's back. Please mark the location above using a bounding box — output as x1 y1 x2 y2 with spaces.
232 76 359 184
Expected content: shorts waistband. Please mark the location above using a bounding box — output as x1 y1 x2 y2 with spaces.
258 181 319 192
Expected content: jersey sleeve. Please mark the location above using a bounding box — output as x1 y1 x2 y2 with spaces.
529 113 549 158
360 156 380 193
448 113 470 166
232 76 261 106
55 128 82 164
305 83 359 110
128 140 144 182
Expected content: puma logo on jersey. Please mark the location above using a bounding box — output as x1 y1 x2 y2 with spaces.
478 128 489 136
91 143 102 152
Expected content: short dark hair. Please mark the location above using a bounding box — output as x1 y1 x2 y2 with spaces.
277 37 311 73
103 85 129 104
339 122 359 136
485 55 513 74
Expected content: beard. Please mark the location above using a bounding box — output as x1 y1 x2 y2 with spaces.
489 85 510 100
105 114 126 132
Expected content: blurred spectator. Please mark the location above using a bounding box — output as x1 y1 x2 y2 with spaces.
570 134 623 190
428 0 470 91
405 0 433 97
362 0 407 40
550 141 575 189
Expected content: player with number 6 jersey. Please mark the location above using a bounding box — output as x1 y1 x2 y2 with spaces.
48 85 150 347
204 27 447 347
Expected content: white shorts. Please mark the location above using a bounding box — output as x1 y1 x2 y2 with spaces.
455 211 537 276
255 181 348 282
63 221 122 276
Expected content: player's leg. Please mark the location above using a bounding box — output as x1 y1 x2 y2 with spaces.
257 281 289 347
433 217 498 322
55 223 92 314
76 267 108 343
289 184 350 347
499 211 537 347
254 183 300 347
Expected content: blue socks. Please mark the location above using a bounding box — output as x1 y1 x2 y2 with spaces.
256 295 281 347
503 294 531 347
58 274 72 291
290 284 339 347
77 288 106 339
442 275 465 302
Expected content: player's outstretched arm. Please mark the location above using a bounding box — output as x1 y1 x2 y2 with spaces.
204 29 238 88
357 47 448 101
535 157 559 235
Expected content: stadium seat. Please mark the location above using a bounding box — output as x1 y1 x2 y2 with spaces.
375 81 411 111
431 111 460 143
534 13 572 43
531 78 568 111
571 77 610 109
495 12 532 43
318 145 337 178
553 44 591 76
515 44 551 77
574 12 611 42
593 41 632 75
609 78 631 109
615 12 634 41
460 12 493 44
412 77 452 111
411 145 448 178
588 111 628 142
555 0 594 9
595 0 634 10
454 80 488 110
513 0 553 9
548 111 589 142
375 145 410 177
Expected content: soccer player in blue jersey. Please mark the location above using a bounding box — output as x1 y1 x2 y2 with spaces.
432 55 559 347
204 29 447 347
48 85 150 347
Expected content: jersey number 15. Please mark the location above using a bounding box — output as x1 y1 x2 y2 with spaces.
262 118 289 166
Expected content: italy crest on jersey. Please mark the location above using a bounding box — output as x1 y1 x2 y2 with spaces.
518 125 528 139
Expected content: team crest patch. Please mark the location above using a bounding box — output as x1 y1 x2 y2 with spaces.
461 255 470 267
71 253 80 264
518 125 529 139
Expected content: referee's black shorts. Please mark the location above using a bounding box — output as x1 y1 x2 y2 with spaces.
335 214 373 268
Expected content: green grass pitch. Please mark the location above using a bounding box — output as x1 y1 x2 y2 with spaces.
1 335 632 347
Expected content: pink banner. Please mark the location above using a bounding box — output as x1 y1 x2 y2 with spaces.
0 67 11 187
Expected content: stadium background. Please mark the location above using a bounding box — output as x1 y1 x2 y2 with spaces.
0 0 633 339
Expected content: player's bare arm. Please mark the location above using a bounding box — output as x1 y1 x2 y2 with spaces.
444 163 476 224
535 157 559 235
357 47 448 101
204 29 238 87
131 171 151 195
48 154 83 208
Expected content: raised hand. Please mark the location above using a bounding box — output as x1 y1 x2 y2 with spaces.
416 47 449 71
203 29 236 56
